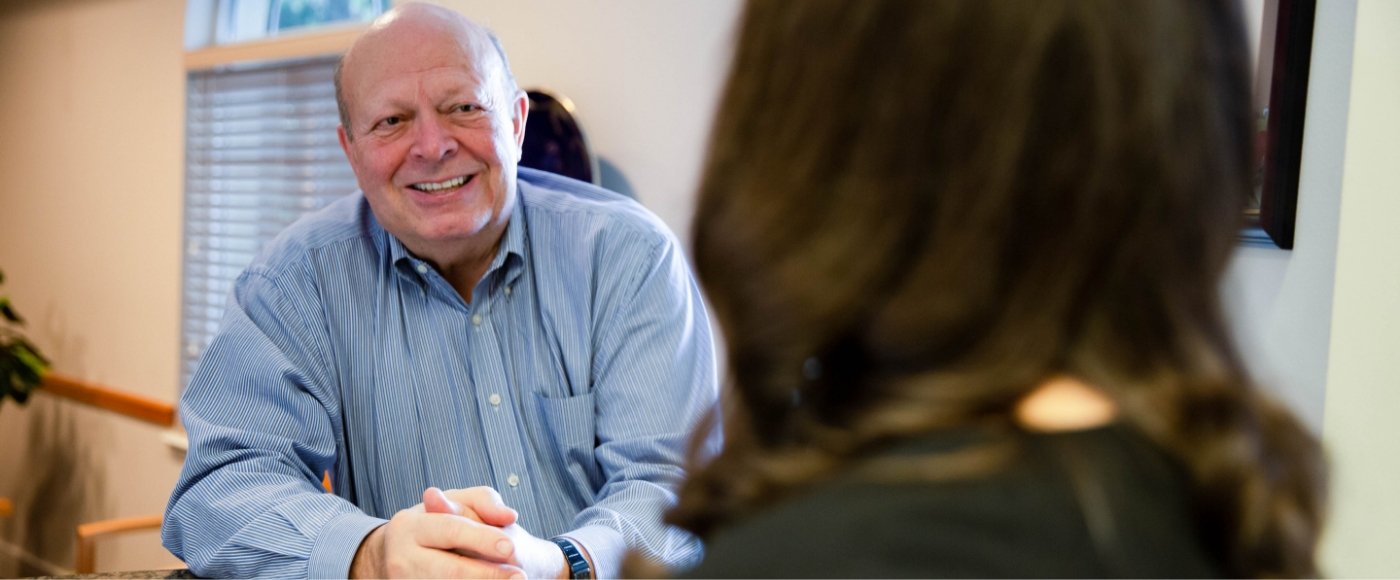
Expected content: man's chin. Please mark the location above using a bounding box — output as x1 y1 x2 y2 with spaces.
397 218 502 252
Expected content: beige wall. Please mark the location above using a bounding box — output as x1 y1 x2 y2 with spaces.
426 0 741 245
0 0 186 574
1319 0 1400 575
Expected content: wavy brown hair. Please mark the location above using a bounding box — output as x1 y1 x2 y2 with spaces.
669 0 1327 577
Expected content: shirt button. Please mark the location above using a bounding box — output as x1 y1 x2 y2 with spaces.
507 473 520 488
471 313 482 326
488 393 502 406
415 263 428 274
504 285 513 296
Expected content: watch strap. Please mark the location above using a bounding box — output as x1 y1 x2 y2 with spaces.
551 536 592 580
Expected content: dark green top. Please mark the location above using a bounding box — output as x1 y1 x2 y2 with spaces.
683 424 1221 578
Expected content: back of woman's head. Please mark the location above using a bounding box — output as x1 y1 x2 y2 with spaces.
679 0 1325 576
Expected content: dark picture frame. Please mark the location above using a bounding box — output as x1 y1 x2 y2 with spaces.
1244 0 1316 249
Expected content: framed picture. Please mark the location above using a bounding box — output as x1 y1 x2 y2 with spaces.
1244 0 1317 249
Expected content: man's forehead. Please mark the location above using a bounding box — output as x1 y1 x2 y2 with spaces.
342 8 498 88
359 66 493 104
364 14 484 52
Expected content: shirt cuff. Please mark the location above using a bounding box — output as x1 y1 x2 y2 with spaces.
560 524 627 580
308 511 387 579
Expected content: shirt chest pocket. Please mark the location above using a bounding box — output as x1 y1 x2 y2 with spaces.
531 390 602 496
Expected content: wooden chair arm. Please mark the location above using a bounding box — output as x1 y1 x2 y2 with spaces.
64 470 327 574
75 514 164 574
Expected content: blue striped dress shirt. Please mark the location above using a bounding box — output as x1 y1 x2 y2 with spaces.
163 168 719 579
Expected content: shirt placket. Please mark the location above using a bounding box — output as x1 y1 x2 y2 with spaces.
465 283 541 515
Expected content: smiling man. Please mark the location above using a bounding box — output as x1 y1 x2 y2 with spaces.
162 4 718 579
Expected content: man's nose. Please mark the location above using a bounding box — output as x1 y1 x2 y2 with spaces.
409 113 457 162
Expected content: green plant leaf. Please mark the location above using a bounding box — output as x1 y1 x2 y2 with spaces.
16 338 49 367
2 344 45 406
6 364 25 395
14 344 48 379
0 269 49 407
0 353 14 386
0 352 21 407
0 298 22 325
13 359 40 387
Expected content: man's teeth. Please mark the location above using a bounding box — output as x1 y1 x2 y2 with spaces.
412 176 467 192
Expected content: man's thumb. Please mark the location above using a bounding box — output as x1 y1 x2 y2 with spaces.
422 486 461 514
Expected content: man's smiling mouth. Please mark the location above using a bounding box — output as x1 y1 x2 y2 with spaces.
409 175 469 192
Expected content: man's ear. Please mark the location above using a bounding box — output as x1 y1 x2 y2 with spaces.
337 124 352 158
511 89 529 160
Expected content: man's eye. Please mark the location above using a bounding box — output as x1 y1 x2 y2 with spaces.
454 104 478 113
372 116 402 131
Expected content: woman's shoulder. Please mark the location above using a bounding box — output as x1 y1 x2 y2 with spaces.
684 426 1221 578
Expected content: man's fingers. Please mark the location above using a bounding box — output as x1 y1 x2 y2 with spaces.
386 544 524 580
375 504 527 579
421 550 525 580
441 486 519 526
414 512 517 563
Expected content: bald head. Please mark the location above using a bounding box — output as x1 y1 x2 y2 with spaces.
334 2 517 137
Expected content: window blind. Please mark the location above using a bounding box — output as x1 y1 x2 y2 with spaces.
182 56 357 385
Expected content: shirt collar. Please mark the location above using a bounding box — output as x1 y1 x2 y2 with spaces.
487 194 528 287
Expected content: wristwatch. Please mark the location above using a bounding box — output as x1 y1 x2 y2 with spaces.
551 536 592 580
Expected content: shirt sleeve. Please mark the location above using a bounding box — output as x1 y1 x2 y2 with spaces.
162 267 384 579
568 230 721 579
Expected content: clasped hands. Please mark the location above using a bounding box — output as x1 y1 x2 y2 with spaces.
351 486 568 579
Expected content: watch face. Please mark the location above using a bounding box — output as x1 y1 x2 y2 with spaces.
521 89 599 185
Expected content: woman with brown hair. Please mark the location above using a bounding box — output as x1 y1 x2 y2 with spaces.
667 0 1327 577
